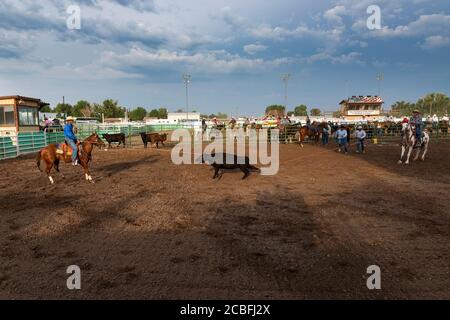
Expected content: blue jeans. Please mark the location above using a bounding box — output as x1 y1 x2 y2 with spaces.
356 139 365 153
322 133 329 145
415 126 422 141
65 138 78 162
339 138 348 152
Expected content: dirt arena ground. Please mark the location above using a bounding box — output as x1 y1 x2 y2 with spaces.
1 139 449 299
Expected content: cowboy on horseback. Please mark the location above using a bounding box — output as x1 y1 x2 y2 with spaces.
64 116 79 165
410 110 423 147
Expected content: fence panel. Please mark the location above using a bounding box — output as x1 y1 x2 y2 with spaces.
0 132 66 161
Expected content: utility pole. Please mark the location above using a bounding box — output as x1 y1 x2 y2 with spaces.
376 73 384 96
430 94 436 116
183 74 191 122
281 73 291 110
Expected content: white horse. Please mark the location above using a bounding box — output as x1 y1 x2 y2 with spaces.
398 122 430 165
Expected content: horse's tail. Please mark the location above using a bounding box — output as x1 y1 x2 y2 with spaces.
36 150 42 171
249 165 261 172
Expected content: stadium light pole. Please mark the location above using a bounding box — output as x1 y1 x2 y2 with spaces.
281 73 291 110
376 72 384 96
183 74 191 121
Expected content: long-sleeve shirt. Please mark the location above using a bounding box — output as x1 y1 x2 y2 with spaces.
410 116 423 126
355 130 366 140
64 123 77 141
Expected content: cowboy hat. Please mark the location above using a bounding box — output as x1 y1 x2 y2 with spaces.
413 109 421 114
66 116 75 121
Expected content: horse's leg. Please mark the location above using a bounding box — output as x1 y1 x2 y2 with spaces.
82 162 94 183
212 167 219 179
54 158 65 179
44 157 54 184
421 141 429 161
217 169 224 180
398 146 406 164
405 145 414 165
413 146 421 161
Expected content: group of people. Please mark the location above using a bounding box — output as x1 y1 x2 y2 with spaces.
328 124 367 155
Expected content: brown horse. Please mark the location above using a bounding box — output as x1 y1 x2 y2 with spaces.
36 132 104 184
298 122 327 147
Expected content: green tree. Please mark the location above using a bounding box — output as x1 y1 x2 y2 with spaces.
265 105 285 117
40 105 53 113
287 111 294 116
416 93 450 116
310 108 321 116
391 101 416 117
93 99 124 120
72 100 92 117
54 103 73 118
294 105 308 116
148 109 160 118
129 107 147 121
157 108 168 119
333 110 343 118
217 112 228 119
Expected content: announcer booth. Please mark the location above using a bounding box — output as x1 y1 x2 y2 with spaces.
0 95 49 136
0 95 52 160
339 95 384 121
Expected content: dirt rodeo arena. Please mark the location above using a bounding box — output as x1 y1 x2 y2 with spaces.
1 128 449 300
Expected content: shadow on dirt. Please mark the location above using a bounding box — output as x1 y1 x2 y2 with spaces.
96 155 159 176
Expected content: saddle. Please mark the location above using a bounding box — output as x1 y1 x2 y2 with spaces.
56 142 75 158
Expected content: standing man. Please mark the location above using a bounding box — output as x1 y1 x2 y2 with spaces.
432 114 439 135
64 116 79 165
201 118 207 135
336 125 348 154
355 126 367 154
322 122 331 146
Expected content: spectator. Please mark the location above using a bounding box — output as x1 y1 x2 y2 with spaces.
355 126 367 154
322 123 331 145
336 125 348 154
432 114 439 131
376 123 383 136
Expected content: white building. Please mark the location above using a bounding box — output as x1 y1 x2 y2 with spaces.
167 112 200 122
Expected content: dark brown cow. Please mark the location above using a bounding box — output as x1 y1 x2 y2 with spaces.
203 152 260 180
140 132 167 148
102 133 126 148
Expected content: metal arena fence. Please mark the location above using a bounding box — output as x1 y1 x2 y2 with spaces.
0 131 65 160
1 122 448 160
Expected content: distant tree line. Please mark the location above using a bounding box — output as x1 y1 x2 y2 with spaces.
40 99 170 121
266 104 322 117
390 93 450 117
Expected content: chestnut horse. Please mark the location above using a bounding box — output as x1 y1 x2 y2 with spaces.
298 122 327 147
36 132 104 184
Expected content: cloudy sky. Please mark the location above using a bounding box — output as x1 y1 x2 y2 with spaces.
0 0 449 115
